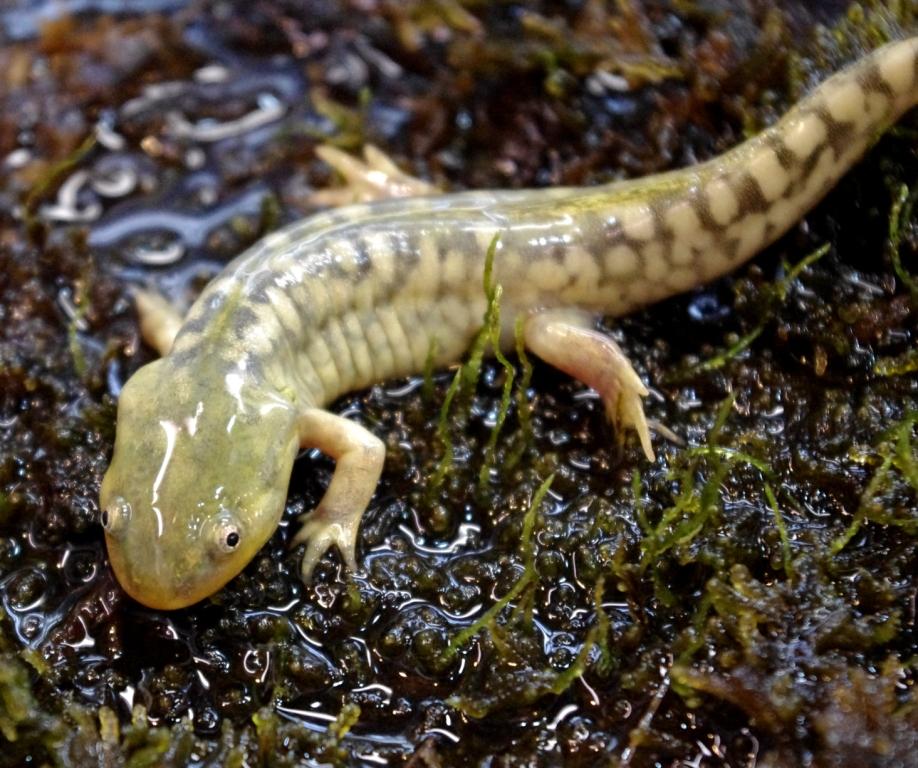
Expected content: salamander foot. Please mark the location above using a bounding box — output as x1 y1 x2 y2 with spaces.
310 144 437 206
523 308 655 461
293 408 386 579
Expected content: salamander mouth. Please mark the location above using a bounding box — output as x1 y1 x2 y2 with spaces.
104 539 205 610
117 573 206 610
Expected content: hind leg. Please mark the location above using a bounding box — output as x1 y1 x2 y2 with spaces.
523 308 654 460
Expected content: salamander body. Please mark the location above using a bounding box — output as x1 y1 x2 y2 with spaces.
100 37 918 609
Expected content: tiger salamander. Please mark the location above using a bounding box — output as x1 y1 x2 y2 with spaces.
100 37 918 609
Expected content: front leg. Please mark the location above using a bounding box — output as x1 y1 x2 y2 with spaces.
291 408 385 580
133 288 184 356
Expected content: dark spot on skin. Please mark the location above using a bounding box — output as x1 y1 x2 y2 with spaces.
688 187 724 233
723 236 742 262
164 347 196 367
436 229 478 265
782 176 804 201
590 220 647 283
600 198 675 268
734 172 771 214
352 235 374 282
781 141 831 201
859 61 895 99
799 145 827 182
765 134 797 171
648 197 677 248
366 230 425 307
244 271 275 306
397 231 422 273
599 217 627 249
176 314 208 338
230 306 262 340
812 105 857 159
558 270 578 293
763 221 778 243
435 236 450 264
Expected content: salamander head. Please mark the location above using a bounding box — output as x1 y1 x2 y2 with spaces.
100 358 299 610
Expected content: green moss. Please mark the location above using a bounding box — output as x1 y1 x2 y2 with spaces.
513 318 534 442
590 575 615 677
873 347 918 377
886 183 918 302
671 243 831 379
824 1 916 54
516 6 683 84
0 652 37 743
308 91 368 150
66 278 92 380
23 132 97 226
762 481 794 581
478 238 517 488
389 0 482 51
421 337 439 402
832 411 918 554
326 702 361 750
431 234 507 493
446 473 553 659
258 192 283 236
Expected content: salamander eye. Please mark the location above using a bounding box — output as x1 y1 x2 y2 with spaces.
101 497 131 535
214 517 242 554
224 530 240 550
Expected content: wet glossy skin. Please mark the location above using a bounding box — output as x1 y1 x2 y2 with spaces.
100 356 299 609
100 38 918 610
